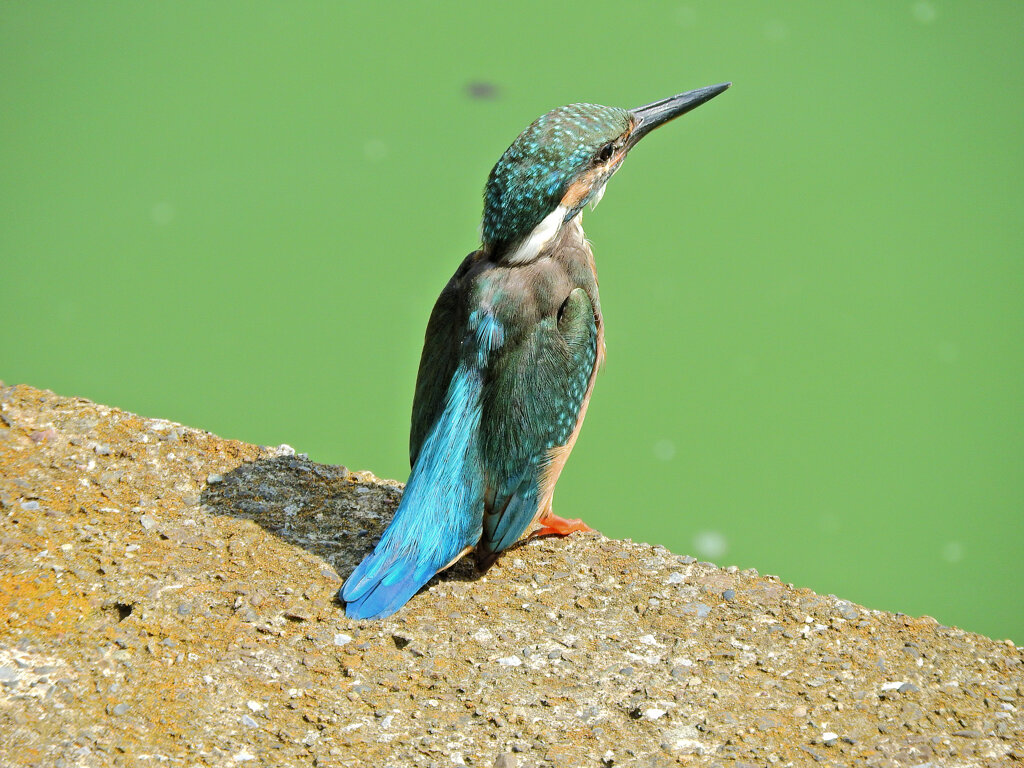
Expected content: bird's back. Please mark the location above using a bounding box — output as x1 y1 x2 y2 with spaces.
414 221 605 565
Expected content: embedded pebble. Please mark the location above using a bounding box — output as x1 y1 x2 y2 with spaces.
680 601 711 619
836 601 860 621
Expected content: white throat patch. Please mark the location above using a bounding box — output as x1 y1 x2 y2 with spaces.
504 205 569 265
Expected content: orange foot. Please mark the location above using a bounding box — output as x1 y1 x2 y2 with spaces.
532 512 596 538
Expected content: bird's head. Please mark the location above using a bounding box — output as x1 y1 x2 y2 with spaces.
481 83 730 263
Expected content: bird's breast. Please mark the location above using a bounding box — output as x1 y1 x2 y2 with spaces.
473 219 602 339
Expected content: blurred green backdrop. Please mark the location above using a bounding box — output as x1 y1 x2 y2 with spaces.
2 3 1021 641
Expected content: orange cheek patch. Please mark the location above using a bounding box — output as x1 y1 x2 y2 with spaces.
560 168 603 210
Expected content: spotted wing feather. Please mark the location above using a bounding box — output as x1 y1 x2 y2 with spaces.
477 287 598 563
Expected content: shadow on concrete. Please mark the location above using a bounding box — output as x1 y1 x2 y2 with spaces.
199 455 483 599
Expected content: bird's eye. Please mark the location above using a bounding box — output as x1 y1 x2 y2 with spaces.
596 142 615 164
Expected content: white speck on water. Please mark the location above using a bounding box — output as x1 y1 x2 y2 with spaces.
942 541 964 563
912 1 937 24
935 340 959 363
150 202 175 226
497 656 522 667
674 6 696 28
653 438 676 462
818 512 839 533
693 530 727 559
364 139 388 162
333 633 352 647
764 19 789 42
732 354 756 376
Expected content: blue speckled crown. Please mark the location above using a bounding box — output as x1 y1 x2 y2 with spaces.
482 103 630 251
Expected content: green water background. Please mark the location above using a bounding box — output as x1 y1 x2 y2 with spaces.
3 3 1022 641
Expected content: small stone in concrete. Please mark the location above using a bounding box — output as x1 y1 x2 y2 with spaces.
0 666 20 686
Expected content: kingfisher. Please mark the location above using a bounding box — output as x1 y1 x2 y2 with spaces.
342 83 730 619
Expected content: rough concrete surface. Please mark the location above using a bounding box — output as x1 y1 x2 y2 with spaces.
0 383 1021 767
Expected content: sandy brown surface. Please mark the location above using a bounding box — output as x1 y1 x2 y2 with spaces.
1 383 1021 767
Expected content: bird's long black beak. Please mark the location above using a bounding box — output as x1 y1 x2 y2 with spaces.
627 82 731 148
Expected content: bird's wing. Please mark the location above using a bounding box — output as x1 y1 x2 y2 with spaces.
478 286 598 560
409 253 477 466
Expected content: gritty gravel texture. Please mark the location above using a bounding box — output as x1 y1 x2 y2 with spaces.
0 383 1022 767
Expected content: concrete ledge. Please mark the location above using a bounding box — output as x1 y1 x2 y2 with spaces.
1 383 1021 766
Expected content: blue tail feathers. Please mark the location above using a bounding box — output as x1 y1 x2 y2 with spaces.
341 364 486 619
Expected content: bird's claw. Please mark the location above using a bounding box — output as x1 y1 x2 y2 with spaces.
532 513 595 538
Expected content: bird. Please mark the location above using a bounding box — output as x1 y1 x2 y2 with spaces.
341 83 730 619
